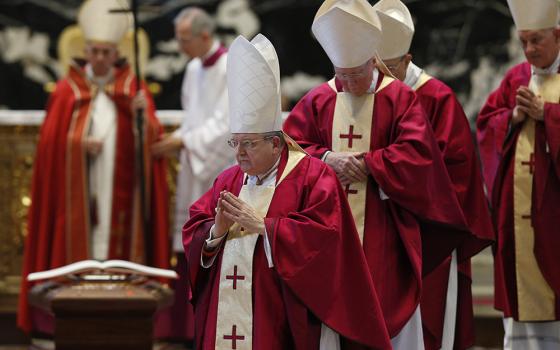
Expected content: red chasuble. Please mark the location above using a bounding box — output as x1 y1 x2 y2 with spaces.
477 62 560 320
284 74 470 338
183 150 391 350
18 59 170 332
415 77 494 350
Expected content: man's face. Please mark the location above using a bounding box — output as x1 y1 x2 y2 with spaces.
334 59 375 96
175 19 206 58
230 133 282 176
382 54 412 82
84 42 118 77
519 28 560 69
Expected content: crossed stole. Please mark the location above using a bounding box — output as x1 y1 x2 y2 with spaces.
214 147 306 350
327 76 393 243
513 72 560 321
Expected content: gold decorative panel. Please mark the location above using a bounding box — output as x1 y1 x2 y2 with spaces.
0 117 180 301
0 124 37 295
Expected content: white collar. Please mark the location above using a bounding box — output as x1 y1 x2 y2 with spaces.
85 64 114 87
532 51 560 75
247 155 281 186
366 69 380 94
403 61 423 88
201 40 219 61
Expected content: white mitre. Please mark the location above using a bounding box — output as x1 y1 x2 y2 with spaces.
507 0 559 30
227 34 282 134
373 0 414 60
312 0 382 69
78 0 131 44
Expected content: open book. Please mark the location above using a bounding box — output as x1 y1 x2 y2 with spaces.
27 260 178 282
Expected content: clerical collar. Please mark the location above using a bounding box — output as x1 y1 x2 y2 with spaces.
532 52 560 75
202 41 226 68
202 40 219 61
403 61 423 88
246 156 281 186
85 64 114 87
366 69 380 94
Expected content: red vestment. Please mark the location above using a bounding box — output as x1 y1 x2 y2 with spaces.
17 60 170 332
283 75 470 337
476 62 560 320
415 77 494 350
183 150 391 350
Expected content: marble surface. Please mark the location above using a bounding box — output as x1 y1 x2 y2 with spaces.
0 0 523 122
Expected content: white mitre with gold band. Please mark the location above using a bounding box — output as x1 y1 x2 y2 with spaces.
507 0 559 30
312 0 382 68
78 0 131 44
373 0 414 60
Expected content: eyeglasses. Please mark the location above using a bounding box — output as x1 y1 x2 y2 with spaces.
335 70 370 81
384 57 405 72
334 61 372 81
227 136 274 150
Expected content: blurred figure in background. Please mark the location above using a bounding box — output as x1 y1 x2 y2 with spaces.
18 0 169 334
151 7 233 343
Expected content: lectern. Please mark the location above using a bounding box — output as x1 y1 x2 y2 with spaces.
29 279 173 350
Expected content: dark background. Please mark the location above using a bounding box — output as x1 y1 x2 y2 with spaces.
0 0 520 119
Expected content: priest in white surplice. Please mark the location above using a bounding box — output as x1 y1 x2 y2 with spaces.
151 7 233 342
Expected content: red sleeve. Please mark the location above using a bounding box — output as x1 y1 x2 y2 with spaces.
364 88 466 228
283 84 334 159
543 102 560 178
419 81 494 261
17 81 76 332
266 160 391 349
476 66 528 196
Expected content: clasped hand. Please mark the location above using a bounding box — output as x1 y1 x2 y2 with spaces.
214 191 265 238
513 86 544 125
324 151 369 186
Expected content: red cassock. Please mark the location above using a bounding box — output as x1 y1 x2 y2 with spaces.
183 149 391 350
477 62 560 320
283 74 470 338
416 78 494 350
17 60 170 332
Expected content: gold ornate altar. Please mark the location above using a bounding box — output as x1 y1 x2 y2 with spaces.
0 111 182 310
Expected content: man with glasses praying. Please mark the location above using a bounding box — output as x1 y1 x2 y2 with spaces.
284 0 472 349
374 1 495 349
183 33 390 350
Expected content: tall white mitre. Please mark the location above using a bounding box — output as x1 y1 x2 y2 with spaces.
312 0 382 69
78 0 131 44
227 34 283 133
507 0 559 30
373 0 414 60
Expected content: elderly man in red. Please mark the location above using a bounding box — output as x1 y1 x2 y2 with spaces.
183 33 390 349
477 0 560 348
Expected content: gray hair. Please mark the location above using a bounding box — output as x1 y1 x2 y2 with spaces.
262 131 285 147
174 7 216 37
